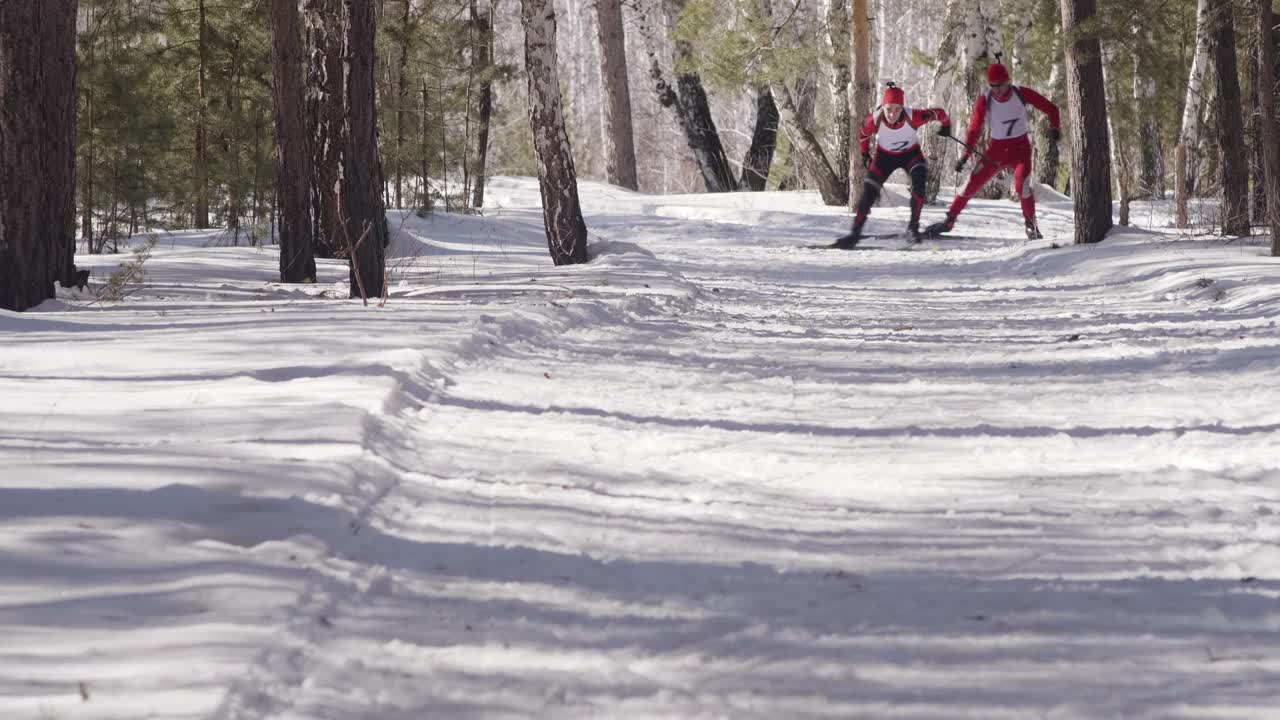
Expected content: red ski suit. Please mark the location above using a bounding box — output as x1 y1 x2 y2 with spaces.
854 107 951 230
948 85 1060 223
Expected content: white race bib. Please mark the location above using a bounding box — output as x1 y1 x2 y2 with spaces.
987 90 1028 139
876 109 920 152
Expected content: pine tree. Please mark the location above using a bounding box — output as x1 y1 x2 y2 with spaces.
339 0 387 300
271 0 316 282
1206 0 1248 235
0 0 80 311
1060 0 1113 244
1256 0 1280 255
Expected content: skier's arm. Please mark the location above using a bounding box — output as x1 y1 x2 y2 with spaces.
1020 86 1061 129
963 95 988 156
857 112 878 156
912 107 951 129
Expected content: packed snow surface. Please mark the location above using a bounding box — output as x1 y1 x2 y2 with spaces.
3 177 1279 719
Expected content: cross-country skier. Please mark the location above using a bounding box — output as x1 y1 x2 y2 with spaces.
924 58 1061 240
834 82 952 249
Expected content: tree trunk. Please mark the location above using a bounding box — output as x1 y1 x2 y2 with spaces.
739 88 778 191
1207 0 1249 235
675 71 736 192
1246 28 1266 225
595 0 637 190
271 0 316 282
848 0 874 209
420 78 430 209
521 0 588 265
925 0 968 201
634 0 728 193
773 83 846 205
825 0 851 195
663 0 735 193
1060 0 1113 244
227 39 243 243
1108 108 1132 226
394 0 410 210
82 80 96 253
1257 0 1280 255
0 0 79 312
1175 0 1212 228
1036 53 1064 189
1134 25 1164 199
470 0 494 208
194 0 210 228
340 0 387 299
306 0 344 258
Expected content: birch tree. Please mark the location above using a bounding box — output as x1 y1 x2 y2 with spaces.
1060 0 1112 244
925 0 969 202
635 0 736 193
521 0 589 264
596 0 638 190
0 0 80 312
1175 0 1212 228
1035 48 1064 189
739 88 778 191
825 0 850 196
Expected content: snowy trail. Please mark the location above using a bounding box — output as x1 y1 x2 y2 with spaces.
217 186 1280 718
5 178 1280 719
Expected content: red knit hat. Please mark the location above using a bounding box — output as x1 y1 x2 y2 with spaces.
883 84 904 105
987 63 1010 85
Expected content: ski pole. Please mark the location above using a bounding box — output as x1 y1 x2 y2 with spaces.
946 135 995 167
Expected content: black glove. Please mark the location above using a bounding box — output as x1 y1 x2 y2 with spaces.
1049 126 1061 142
938 124 952 138
954 156 967 173
861 153 872 169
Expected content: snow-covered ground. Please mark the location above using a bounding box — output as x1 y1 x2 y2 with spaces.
3 177 1279 719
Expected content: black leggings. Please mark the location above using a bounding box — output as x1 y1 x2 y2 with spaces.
854 148 928 229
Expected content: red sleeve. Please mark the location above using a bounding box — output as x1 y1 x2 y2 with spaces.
857 112 879 156
910 107 950 128
1020 86 1060 128
964 95 987 152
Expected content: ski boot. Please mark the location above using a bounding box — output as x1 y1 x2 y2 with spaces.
923 214 956 238
833 225 862 249
1024 219 1044 240
906 222 924 245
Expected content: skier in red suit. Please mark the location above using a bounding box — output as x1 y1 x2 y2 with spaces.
925 60 1061 240
835 82 951 248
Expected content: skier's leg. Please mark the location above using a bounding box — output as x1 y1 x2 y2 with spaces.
947 158 1002 218
930 157 1001 235
908 158 928 239
836 161 887 247
1013 148 1042 238
855 162 887 225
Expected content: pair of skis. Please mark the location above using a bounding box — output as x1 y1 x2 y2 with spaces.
804 229 968 251
803 233 923 251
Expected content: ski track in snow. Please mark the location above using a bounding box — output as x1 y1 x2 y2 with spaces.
3 178 1280 719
